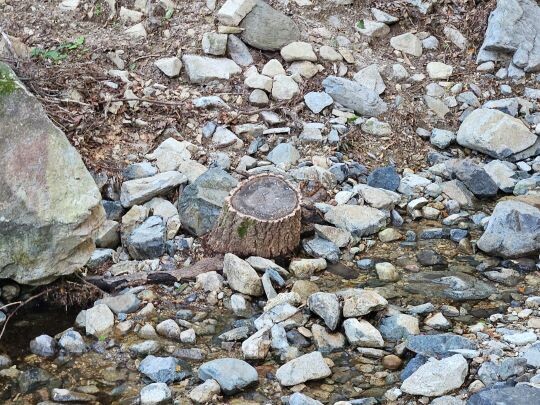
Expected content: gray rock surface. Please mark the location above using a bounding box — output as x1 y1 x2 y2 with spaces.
0 63 105 285
240 0 300 51
138 356 183 384
121 172 187 208
477 200 540 258
276 351 332 386
322 76 388 117
307 292 340 330
477 0 540 73
182 55 241 84
178 168 238 236
406 334 476 357
468 384 540 405
324 205 387 237
456 109 537 159
126 216 166 260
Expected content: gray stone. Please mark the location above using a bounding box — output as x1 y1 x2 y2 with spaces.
477 200 540 258
308 292 340 330
324 205 387 237
51 389 97 403
202 32 227 56
120 171 187 208
401 354 468 396
355 20 390 38
406 334 476 358
140 382 172 405
367 166 400 191
379 314 419 341
223 253 263 296
353 64 386 95
456 109 537 159
336 288 388 317
227 35 253 66
343 318 384 348
441 180 476 209
178 168 238 236
468 384 540 405
303 237 340 264
85 304 114 337
18 368 53 394
240 0 300 51
431 129 456 149
29 334 57 358
272 74 299 101
454 160 499 198
217 0 256 26
127 216 166 260
0 63 105 285
289 392 323 405
522 342 540 367
58 330 86 354
477 0 540 73
212 126 240 148
267 143 300 167
304 91 334 114
124 162 158 180
483 98 519 117
484 160 518 192
322 76 387 117
139 356 184 384
181 55 241 84
390 33 422 57
276 351 332 386
198 358 258 394
311 324 346 353
154 57 182 78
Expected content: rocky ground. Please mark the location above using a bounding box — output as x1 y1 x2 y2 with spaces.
0 0 540 404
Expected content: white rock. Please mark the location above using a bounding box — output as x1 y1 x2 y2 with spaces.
344 318 384 347
276 351 332 386
401 354 468 396
154 57 182 78
319 46 343 62
244 73 273 92
223 253 263 296
390 33 422 57
86 304 114 337
182 55 241 84
202 32 228 56
189 379 221 404
427 62 453 79
241 328 271 359
125 23 147 39
217 0 256 26
356 20 390 38
272 75 300 101
353 64 386 95
280 42 317 62
212 126 240 148
262 59 286 77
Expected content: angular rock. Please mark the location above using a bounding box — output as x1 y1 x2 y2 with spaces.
178 168 238 236
227 35 254 66
154 57 182 78
140 382 172 405
322 76 387 117
379 314 419 341
401 354 468 396
29 335 57 358
406 334 476 358
223 253 263 296
456 109 537 159
468 385 540 405
353 64 386 95
139 356 183 384
0 63 105 285
304 92 334 114
390 33 423 57
126 216 166 260
198 358 258 394
477 200 540 258
308 292 340 330
336 289 388 317
240 0 300 51
343 318 384 348
96 293 140 314
182 55 241 84
120 172 187 208
86 304 114 337
276 351 331 386
324 205 387 237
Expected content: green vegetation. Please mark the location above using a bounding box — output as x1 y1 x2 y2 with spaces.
164 7 174 20
237 219 253 238
31 36 86 63
356 20 365 30
0 64 17 96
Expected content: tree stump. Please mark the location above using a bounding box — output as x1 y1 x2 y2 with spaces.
208 174 301 257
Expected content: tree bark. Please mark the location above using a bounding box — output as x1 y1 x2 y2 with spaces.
208 174 301 258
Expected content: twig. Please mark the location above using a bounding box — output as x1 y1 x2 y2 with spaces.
132 53 163 63
0 301 22 311
0 289 51 341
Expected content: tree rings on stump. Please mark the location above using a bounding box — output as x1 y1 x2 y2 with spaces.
208 174 301 258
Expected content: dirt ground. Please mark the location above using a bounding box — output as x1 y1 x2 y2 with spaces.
1 0 494 180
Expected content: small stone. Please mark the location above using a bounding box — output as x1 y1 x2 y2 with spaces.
276 351 332 386
304 91 334 113
140 383 172 405
154 57 182 78
343 318 384 348
390 33 422 56
427 62 453 79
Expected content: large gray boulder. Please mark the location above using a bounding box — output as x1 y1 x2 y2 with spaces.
477 200 540 258
322 76 388 117
240 0 300 51
178 168 238 236
477 0 540 72
456 109 537 159
0 63 105 285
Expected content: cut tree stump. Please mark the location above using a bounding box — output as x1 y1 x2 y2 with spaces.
208 174 301 257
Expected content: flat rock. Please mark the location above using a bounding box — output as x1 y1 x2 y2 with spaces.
120 172 187 208
240 0 300 51
276 351 331 386
401 354 468 396
323 76 387 117
324 205 387 237
96 293 140 314
468 384 540 405
406 334 476 357
198 358 258 394
336 289 388 317
390 33 422 56
182 55 241 84
456 109 537 159
281 42 317 62
304 92 334 113
353 64 386 95
139 356 183 384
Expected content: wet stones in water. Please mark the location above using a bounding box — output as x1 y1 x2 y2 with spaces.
405 271 496 301
58 330 87 354
416 249 447 267
140 382 172 405
289 392 323 405
52 388 97 403
406 334 477 357
325 262 359 280
138 356 188 384
198 358 258 395
367 166 401 191
29 334 57 358
18 368 55 394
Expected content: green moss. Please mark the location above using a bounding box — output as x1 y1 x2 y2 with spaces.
11 248 37 268
0 65 17 96
237 219 253 239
